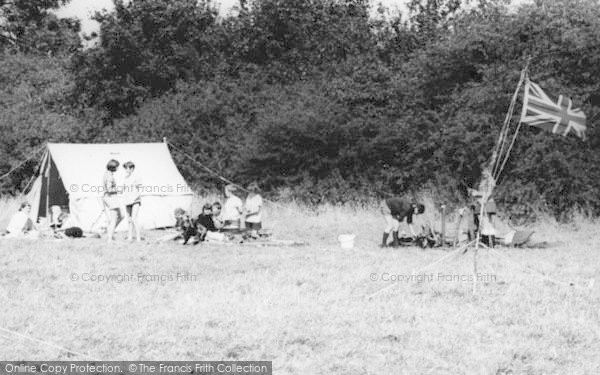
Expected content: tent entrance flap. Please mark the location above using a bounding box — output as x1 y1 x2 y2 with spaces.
38 156 69 218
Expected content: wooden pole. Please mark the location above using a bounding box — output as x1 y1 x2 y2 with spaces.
441 204 446 246
45 156 51 221
453 209 464 248
472 245 479 295
473 198 485 295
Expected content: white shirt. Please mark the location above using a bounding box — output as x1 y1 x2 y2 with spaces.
480 215 496 236
221 196 243 221
244 194 263 223
121 172 142 205
6 211 30 234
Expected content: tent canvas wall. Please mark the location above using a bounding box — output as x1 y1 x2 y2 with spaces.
26 142 193 231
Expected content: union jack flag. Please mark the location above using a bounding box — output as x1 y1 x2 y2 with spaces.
520 80 587 140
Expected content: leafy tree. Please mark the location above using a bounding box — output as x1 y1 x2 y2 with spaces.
2 0 600 219
0 51 101 193
0 0 80 53
215 0 378 80
69 0 220 119
98 78 262 191
395 0 600 217
406 0 462 43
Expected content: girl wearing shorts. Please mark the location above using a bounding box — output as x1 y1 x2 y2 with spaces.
103 159 124 243
122 161 142 242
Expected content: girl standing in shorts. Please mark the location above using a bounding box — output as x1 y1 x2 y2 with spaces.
103 159 124 243
122 161 143 242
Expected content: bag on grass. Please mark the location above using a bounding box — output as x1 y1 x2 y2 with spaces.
64 227 83 238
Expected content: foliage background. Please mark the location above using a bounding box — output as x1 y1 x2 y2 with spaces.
2 0 600 219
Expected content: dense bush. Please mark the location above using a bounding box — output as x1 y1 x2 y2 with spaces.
2 0 600 220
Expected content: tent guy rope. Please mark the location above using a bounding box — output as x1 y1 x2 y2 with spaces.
19 148 47 195
0 326 97 360
0 145 46 182
166 140 308 214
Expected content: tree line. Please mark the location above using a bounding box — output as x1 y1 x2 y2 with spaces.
1 0 600 220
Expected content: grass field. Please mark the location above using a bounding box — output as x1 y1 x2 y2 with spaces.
1 198 599 374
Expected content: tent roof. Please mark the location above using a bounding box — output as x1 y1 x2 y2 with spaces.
46 142 193 197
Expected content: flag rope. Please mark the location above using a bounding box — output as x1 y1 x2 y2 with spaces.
494 120 524 183
492 61 529 178
492 77 521 176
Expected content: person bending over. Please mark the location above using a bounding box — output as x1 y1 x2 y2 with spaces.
380 197 425 248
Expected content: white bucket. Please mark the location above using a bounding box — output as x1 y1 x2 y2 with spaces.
338 234 356 249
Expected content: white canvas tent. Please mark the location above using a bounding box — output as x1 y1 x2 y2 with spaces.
26 142 193 231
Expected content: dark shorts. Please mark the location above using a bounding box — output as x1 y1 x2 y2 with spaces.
126 200 141 210
245 221 262 230
223 219 240 229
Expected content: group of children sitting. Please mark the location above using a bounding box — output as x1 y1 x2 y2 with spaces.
161 183 265 245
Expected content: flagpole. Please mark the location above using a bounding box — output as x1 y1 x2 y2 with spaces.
491 58 531 177
473 57 531 296
494 57 532 182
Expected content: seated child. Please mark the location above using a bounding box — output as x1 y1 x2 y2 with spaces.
199 202 227 242
5 202 39 239
176 210 205 245
157 208 203 244
211 202 224 231
197 203 217 232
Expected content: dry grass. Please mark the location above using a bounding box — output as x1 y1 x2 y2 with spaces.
1 196 599 374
